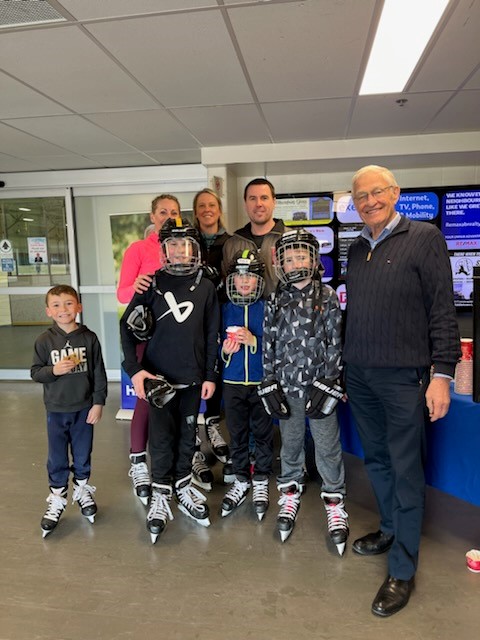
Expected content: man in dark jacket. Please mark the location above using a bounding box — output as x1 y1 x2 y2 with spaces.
343 165 460 617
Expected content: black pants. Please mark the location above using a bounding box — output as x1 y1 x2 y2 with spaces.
345 364 429 580
223 383 273 482
148 386 201 485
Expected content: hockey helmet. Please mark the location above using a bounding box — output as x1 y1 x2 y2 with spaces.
159 218 201 276
274 229 319 284
226 249 265 306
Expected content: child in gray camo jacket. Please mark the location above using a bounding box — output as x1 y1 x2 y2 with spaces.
261 229 348 553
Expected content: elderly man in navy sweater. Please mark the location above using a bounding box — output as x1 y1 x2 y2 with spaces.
343 165 460 618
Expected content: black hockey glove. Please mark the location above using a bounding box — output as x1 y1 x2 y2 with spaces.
257 379 290 419
144 375 176 409
305 378 344 418
126 305 155 341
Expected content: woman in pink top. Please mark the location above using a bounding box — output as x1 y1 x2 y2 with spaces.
117 194 180 504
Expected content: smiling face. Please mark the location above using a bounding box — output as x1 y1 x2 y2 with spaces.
352 169 400 239
150 198 180 233
194 191 222 234
244 184 276 234
46 293 82 332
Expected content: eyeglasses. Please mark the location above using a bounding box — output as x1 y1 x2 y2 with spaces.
352 185 395 204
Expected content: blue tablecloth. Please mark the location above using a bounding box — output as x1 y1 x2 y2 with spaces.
338 393 480 507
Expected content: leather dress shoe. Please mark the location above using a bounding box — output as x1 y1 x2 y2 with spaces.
371 575 415 617
352 530 394 555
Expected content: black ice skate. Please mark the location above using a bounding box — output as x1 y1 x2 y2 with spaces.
321 491 349 556
128 451 151 505
277 482 302 542
72 478 97 523
175 475 210 527
221 478 250 517
223 458 235 484
205 416 230 463
252 478 269 521
147 484 174 544
191 450 214 492
41 487 67 538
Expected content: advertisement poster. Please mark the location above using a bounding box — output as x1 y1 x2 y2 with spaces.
442 190 480 250
275 196 333 224
28 237 48 267
450 252 480 307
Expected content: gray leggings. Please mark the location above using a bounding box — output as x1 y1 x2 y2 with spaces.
277 396 345 494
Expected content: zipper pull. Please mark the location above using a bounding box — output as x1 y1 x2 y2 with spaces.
366 250 372 262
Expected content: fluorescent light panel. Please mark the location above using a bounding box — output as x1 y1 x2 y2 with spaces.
360 0 450 95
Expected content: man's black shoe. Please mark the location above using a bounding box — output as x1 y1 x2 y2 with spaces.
371 575 414 617
352 530 394 555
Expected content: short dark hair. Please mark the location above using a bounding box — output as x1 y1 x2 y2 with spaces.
243 178 276 201
46 285 79 305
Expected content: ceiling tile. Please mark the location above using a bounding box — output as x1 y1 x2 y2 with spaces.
426 90 480 132
81 153 160 168
0 123 69 156
57 0 218 20
0 72 70 119
136 149 202 165
2 116 136 154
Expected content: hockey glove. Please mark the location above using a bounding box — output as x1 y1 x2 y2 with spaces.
126 305 155 341
144 375 176 409
257 379 290 419
305 378 344 418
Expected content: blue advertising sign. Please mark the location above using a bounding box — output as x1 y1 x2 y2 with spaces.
441 190 480 250
396 192 439 221
121 367 137 410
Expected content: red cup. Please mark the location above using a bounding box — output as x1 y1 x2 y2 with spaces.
226 326 241 341
460 338 474 360
466 549 480 573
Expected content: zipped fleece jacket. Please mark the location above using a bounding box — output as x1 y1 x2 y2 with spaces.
31 324 107 412
120 270 220 386
343 215 460 376
221 219 285 296
221 300 264 385
117 232 164 304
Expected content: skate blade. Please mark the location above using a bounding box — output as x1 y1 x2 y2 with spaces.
213 453 228 464
256 511 266 521
178 504 211 527
139 495 149 506
336 542 346 556
191 478 212 492
221 507 233 518
85 514 95 523
42 529 52 538
279 528 293 542
150 532 159 544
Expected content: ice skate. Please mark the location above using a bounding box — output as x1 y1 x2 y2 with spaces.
41 487 67 538
72 478 97 523
321 492 349 556
252 478 269 521
147 484 173 544
175 475 210 527
128 452 151 505
221 478 250 517
223 458 235 484
277 482 301 542
191 450 214 492
205 416 230 463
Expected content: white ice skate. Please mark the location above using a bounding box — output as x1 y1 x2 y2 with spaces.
252 478 269 521
321 492 349 556
128 452 151 505
277 482 301 542
175 475 210 527
147 484 174 544
221 478 250 517
41 487 67 538
72 479 97 523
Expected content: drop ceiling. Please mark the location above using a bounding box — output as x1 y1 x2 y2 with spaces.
0 0 479 177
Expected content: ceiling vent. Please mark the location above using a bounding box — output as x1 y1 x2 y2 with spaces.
0 0 66 29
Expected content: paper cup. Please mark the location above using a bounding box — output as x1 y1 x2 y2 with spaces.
466 549 480 573
460 337 474 360
226 326 241 341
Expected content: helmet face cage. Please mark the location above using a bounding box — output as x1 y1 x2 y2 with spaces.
226 251 265 306
275 232 319 284
162 235 201 275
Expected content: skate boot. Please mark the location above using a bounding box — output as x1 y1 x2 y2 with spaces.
252 478 269 521
128 452 151 505
72 478 97 523
175 475 210 527
205 416 230 463
191 450 214 492
147 483 173 544
221 478 250 517
223 458 235 484
277 482 302 542
321 492 349 556
41 487 67 538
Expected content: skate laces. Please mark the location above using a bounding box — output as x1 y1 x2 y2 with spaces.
176 483 207 512
324 499 348 532
192 450 209 473
148 490 173 523
44 492 67 520
225 479 250 502
206 421 227 448
278 489 300 519
72 482 96 509
252 479 269 503
128 461 150 488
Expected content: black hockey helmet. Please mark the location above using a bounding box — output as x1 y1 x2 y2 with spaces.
274 229 320 284
159 218 201 275
226 249 265 306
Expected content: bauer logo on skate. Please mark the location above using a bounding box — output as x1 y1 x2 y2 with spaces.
50 346 88 373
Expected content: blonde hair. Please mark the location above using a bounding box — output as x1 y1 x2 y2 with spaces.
151 194 181 214
193 188 226 231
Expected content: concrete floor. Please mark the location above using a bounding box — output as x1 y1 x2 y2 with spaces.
1 380 479 640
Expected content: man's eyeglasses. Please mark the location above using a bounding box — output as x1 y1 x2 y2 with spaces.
353 185 395 204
